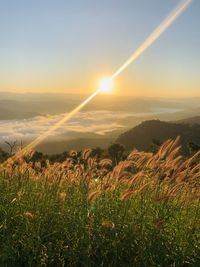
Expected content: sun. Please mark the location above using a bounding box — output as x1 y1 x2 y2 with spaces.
98 77 113 93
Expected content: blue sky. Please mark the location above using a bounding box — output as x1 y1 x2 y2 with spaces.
0 0 199 96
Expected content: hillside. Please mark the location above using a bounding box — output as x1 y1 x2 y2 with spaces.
117 120 200 153
1 138 200 266
175 116 200 125
0 107 39 120
36 137 112 154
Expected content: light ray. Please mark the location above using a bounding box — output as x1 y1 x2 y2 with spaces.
13 88 101 158
2 0 192 163
111 0 192 80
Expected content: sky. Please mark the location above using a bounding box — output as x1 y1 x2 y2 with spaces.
0 0 199 97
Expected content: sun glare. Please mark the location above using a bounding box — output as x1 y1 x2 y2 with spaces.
98 77 113 93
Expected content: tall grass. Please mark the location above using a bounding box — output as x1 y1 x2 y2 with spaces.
0 137 200 266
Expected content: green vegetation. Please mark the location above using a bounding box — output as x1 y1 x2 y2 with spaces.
117 120 200 153
0 138 200 266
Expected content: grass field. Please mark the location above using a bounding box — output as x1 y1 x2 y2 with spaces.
0 137 200 266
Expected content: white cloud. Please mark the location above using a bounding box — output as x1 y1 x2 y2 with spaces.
0 110 130 143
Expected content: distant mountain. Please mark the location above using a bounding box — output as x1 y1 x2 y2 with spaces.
116 120 200 153
36 138 112 154
0 107 39 120
175 116 200 125
0 92 189 114
0 99 80 115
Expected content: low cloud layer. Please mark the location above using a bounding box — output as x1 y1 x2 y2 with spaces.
0 110 132 143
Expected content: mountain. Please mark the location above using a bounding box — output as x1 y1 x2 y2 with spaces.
116 120 200 153
35 138 112 154
175 116 200 125
0 107 39 120
0 92 189 114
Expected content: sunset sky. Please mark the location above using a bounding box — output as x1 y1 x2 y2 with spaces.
0 0 199 97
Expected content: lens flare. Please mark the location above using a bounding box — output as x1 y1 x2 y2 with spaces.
10 88 101 158
1 0 192 165
111 0 192 80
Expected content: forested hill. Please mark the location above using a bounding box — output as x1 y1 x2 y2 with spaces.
175 116 200 125
116 120 200 153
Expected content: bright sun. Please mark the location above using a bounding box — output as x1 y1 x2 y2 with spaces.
98 77 113 93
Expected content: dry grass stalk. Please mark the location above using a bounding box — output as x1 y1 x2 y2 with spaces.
70 150 78 157
157 139 172 159
59 192 67 201
184 150 200 168
167 146 181 161
167 136 181 154
136 181 152 194
99 159 112 168
127 149 139 160
120 190 135 201
128 171 144 187
82 148 92 160
87 190 101 202
101 220 115 229
87 157 95 169
167 182 185 197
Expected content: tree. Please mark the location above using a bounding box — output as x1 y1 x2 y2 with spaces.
148 139 162 153
0 148 9 163
108 143 125 165
188 141 200 154
5 140 17 156
31 151 44 162
91 147 103 158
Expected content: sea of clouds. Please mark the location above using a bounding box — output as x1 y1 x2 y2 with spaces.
0 110 134 143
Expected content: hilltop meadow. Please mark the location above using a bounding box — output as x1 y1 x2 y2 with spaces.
1 137 200 266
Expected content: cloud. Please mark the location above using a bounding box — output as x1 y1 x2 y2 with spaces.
0 110 130 143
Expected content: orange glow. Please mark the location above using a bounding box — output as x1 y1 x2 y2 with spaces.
98 77 113 93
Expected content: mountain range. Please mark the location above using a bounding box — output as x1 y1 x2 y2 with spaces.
0 92 200 154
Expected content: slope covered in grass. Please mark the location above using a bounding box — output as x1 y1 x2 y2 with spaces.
0 138 200 266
